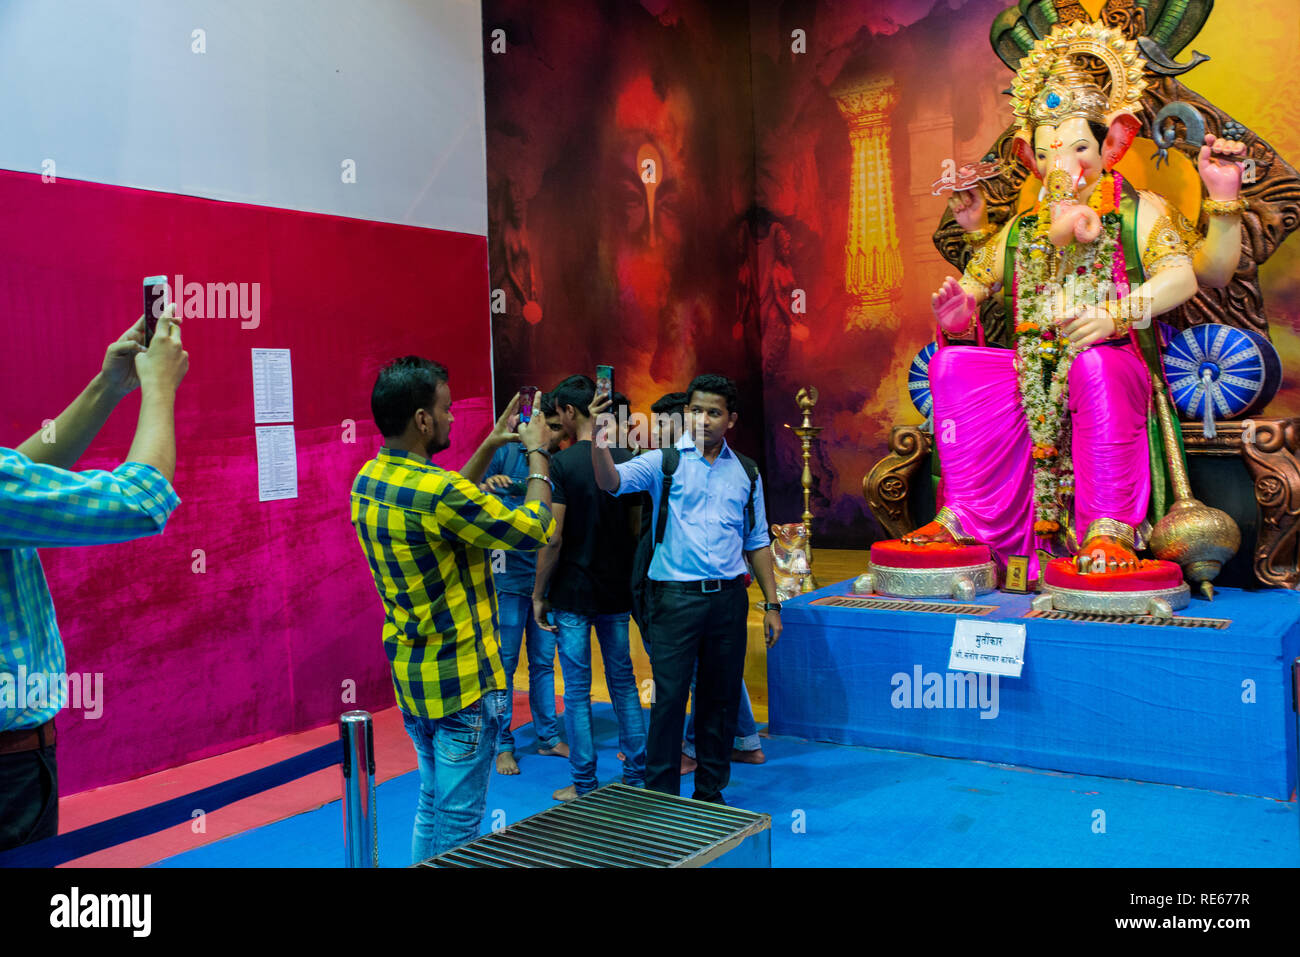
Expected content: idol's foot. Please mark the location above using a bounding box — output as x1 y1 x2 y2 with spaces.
900 520 957 546
495 751 520 775
1075 534 1140 573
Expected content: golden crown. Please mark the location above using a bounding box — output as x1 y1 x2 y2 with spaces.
1010 21 1147 132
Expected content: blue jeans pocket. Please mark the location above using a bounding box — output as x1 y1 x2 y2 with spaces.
437 701 484 763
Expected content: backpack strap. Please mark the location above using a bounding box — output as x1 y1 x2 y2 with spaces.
654 447 680 547
733 452 760 540
652 446 760 548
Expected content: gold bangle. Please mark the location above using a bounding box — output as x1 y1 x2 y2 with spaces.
1201 197 1248 217
1108 300 1132 338
962 223 997 246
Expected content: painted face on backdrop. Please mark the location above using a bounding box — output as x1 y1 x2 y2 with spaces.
599 74 698 386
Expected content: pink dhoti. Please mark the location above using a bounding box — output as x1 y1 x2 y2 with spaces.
928 341 1152 578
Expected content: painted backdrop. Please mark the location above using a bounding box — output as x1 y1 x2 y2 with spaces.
485 0 1300 548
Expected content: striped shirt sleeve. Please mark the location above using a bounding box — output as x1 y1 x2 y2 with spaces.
0 449 181 549
424 471 554 551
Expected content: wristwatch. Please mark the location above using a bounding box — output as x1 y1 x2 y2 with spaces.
761 601 782 612
526 447 551 459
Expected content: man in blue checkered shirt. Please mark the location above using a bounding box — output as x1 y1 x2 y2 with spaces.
1 309 188 851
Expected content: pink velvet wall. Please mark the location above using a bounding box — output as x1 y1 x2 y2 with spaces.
0 170 493 795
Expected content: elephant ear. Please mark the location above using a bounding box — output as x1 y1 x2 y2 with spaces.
1012 129 1037 175
1102 113 1141 170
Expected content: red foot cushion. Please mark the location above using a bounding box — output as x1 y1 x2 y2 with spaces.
1043 556 1184 592
871 539 992 569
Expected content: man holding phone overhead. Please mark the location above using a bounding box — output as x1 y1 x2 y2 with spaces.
590 373 782 806
1 307 188 851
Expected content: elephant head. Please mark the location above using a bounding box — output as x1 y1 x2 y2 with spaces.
1013 112 1141 249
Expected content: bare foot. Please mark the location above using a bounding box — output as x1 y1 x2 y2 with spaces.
680 754 698 775
731 748 767 765
901 520 956 546
552 784 578 802
538 741 569 758
496 751 519 775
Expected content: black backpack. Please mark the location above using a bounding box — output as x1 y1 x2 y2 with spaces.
629 446 761 635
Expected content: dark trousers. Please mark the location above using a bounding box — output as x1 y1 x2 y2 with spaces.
0 745 58 852
644 582 749 802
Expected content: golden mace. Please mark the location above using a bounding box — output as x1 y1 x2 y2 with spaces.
1148 384 1240 599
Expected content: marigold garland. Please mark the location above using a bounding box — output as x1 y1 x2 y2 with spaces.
1014 171 1124 538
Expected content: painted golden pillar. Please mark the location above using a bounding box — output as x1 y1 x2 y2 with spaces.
833 77 903 330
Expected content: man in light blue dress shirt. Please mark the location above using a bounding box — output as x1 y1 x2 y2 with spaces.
591 373 782 803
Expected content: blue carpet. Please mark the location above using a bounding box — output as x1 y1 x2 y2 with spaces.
154 703 1299 867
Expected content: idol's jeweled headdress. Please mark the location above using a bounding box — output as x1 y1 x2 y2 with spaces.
1009 21 1147 134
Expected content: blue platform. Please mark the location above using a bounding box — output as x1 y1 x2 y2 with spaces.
768 579 1300 800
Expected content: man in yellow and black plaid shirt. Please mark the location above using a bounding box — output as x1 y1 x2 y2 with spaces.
351 357 554 862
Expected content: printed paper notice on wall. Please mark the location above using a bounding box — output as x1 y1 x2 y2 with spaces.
949 619 1025 678
256 425 298 502
252 348 293 423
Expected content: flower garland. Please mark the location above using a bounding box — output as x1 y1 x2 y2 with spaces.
1013 171 1123 536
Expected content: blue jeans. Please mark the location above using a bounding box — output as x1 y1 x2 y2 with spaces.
683 678 760 757
554 610 646 794
496 592 561 752
401 690 507 864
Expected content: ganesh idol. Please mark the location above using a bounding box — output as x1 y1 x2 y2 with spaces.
903 21 1248 586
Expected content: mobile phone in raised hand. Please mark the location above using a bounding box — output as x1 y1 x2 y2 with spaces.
595 365 614 403
143 275 168 347
519 385 539 423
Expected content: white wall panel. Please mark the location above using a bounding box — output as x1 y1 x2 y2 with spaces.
0 0 487 234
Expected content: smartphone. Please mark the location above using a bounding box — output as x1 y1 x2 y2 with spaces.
518 385 539 423
595 364 614 402
143 275 169 347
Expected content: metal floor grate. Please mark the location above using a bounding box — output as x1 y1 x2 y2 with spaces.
1024 609 1231 628
811 596 996 615
416 783 770 868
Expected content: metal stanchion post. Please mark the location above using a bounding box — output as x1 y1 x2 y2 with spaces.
340 710 378 868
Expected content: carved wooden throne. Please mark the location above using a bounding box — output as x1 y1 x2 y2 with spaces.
863 0 1300 587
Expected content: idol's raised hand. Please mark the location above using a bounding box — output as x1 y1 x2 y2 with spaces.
1198 132 1248 202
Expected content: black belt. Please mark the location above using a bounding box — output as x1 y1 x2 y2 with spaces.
654 576 747 594
0 718 56 756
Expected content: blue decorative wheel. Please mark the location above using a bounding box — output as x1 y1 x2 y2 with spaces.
908 342 939 417
1163 324 1281 422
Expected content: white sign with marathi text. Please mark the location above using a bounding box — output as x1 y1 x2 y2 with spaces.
949 619 1025 678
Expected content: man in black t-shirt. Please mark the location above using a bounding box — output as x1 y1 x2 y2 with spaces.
533 375 646 800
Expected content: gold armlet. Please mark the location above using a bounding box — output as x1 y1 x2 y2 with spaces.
1141 214 1192 277
964 240 998 288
